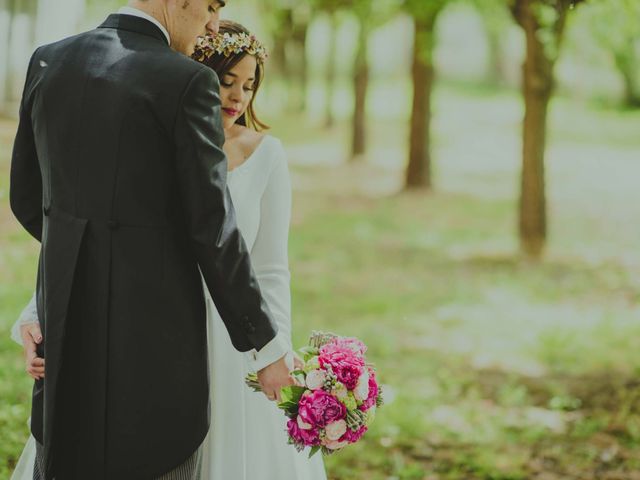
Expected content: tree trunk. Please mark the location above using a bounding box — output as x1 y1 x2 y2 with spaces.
324 10 338 129
510 0 579 259
614 51 640 108
484 18 508 87
406 16 435 189
351 15 369 160
271 29 288 78
290 20 309 113
2 0 17 107
520 37 551 258
1 0 12 109
516 0 570 259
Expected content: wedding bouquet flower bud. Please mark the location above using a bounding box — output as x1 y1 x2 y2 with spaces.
246 332 383 457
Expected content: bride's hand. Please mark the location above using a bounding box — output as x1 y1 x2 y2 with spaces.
20 322 45 380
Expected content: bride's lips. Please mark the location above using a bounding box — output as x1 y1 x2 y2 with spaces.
222 108 239 117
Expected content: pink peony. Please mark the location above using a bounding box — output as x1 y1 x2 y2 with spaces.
341 425 368 444
287 417 320 446
330 337 367 356
319 344 365 390
359 370 379 411
298 390 346 428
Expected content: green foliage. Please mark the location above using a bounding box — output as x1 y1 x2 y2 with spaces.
403 0 448 18
581 0 640 105
277 385 307 417
583 0 640 49
308 445 322 458
403 0 450 65
510 0 584 62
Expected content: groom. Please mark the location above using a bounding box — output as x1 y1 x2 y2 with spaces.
10 0 293 479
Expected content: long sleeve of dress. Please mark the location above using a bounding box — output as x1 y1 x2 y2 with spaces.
11 292 39 346
244 140 294 372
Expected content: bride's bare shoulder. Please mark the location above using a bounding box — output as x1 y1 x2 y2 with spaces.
235 127 267 156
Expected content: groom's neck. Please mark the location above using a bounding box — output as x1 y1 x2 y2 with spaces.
128 0 171 33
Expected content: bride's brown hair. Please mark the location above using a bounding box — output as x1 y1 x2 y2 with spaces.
192 21 269 131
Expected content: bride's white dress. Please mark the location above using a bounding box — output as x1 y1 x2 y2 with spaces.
10 135 326 480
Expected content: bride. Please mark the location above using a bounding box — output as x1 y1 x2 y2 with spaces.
10 20 327 480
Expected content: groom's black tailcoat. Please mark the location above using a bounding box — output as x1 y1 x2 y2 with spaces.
10 15 279 480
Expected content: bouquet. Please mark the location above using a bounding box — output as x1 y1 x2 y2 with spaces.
246 331 383 457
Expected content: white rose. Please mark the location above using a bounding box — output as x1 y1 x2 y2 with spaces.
305 369 327 390
324 439 348 450
354 371 370 402
332 382 348 400
297 415 313 430
304 357 321 373
324 419 347 441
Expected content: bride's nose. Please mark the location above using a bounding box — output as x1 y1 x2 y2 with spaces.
229 84 243 102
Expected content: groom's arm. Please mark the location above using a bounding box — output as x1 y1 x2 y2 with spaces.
10 49 43 242
173 66 285 356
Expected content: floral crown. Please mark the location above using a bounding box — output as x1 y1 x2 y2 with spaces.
193 32 268 64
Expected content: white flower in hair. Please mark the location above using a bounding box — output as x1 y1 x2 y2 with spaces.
193 31 268 64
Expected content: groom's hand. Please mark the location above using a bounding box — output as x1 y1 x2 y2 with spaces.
257 355 294 402
21 322 45 380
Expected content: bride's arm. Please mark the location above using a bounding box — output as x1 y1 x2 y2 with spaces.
11 292 39 346
245 140 294 372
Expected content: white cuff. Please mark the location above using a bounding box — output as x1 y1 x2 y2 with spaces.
244 331 292 373
11 319 38 346
11 293 39 346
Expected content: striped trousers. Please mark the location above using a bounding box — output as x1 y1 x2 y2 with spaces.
33 442 203 480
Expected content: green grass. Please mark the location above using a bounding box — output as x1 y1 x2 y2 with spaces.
2 82 640 479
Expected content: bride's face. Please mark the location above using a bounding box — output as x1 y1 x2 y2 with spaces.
219 54 258 129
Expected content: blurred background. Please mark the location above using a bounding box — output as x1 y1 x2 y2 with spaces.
2 0 640 478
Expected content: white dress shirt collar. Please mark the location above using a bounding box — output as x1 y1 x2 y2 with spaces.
118 6 171 46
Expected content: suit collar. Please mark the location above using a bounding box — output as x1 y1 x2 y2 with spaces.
98 14 170 46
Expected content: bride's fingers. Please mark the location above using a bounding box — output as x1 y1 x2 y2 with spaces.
27 356 45 379
29 325 43 344
27 364 45 378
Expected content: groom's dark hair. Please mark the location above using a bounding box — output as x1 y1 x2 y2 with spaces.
192 20 269 131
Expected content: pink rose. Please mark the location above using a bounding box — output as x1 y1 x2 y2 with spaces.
319 344 365 390
287 417 320 446
359 369 378 411
341 425 368 444
298 390 346 428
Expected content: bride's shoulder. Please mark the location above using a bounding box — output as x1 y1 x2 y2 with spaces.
259 134 286 161
232 127 264 152
235 128 287 169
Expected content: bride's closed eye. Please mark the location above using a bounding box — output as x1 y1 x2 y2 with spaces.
220 79 255 92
